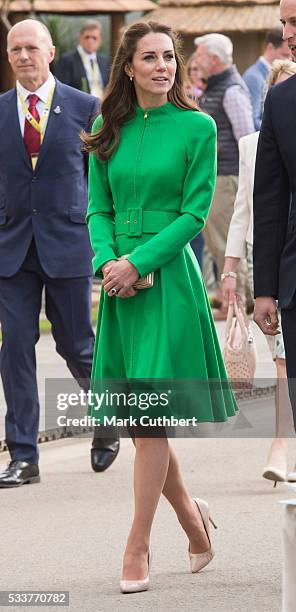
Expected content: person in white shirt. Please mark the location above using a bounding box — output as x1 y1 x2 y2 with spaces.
222 59 296 486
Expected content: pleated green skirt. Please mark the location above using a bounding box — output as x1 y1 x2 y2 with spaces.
89 239 237 425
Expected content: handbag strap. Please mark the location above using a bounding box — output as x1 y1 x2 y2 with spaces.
225 298 250 340
225 302 235 339
233 298 251 339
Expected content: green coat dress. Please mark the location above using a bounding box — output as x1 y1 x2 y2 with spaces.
87 102 237 424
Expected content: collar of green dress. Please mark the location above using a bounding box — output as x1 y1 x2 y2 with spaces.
135 101 172 118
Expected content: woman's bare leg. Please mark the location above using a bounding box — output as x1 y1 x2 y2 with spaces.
124 434 209 582
122 436 169 580
162 444 210 554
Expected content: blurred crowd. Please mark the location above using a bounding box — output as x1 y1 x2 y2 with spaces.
184 27 292 320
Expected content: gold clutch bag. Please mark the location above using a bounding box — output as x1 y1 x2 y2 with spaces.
133 273 154 290
119 255 154 290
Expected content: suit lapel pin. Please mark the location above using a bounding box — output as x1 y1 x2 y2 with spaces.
53 106 61 114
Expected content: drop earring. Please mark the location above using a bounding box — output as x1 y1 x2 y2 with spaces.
130 75 133 81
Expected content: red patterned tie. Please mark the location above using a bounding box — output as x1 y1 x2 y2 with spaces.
23 94 41 158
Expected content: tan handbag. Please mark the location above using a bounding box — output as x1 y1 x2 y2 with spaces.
223 297 257 388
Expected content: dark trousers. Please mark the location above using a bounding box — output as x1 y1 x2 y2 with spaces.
281 305 296 432
190 232 205 269
0 240 94 463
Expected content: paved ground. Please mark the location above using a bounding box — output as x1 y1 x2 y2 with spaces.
1 320 294 612
0 436 294 612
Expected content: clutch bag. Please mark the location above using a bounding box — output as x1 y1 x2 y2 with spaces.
119 255 154 290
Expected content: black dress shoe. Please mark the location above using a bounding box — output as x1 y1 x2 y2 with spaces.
91 439 120 472
0 460 40 488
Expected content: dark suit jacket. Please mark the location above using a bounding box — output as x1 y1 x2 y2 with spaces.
54 49 111 92
0 79 99 278
253 74 296 307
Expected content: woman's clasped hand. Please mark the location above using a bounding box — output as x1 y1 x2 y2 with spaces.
102 259 139 298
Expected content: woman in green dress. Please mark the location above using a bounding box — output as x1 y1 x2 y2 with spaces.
83 21 237 593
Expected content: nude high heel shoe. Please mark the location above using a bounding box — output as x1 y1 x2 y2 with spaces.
189 498 217 573
120 551 151 594
262 466 287 488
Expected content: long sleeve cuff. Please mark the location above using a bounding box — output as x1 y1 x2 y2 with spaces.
92 248 117 278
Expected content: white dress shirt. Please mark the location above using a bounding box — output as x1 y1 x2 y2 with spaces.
77 45 103 96
16 72 55 136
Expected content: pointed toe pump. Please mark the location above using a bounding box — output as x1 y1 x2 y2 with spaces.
262 466 287 488
189 498 218 573
120 551 151 594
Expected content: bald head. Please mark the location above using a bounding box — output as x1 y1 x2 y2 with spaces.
7 19 55 91
8 19 53 48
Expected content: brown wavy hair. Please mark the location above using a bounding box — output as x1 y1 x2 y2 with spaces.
82 21 198 161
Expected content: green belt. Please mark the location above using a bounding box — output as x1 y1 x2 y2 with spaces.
115 208 180 238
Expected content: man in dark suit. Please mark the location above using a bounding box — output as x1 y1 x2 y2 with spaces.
54 20 111 96
0 19 119 488
253 0 296 430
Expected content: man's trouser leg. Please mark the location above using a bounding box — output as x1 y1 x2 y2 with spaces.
44 273 118 445
0 268 42 463
281 306 296 431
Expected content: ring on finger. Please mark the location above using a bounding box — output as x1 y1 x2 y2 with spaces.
110 287 117 295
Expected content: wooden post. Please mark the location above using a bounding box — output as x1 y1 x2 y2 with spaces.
0 12 27 92
0 22 8 92
111 12 125 58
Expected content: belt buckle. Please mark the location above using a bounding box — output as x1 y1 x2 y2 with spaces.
126 207 143 237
